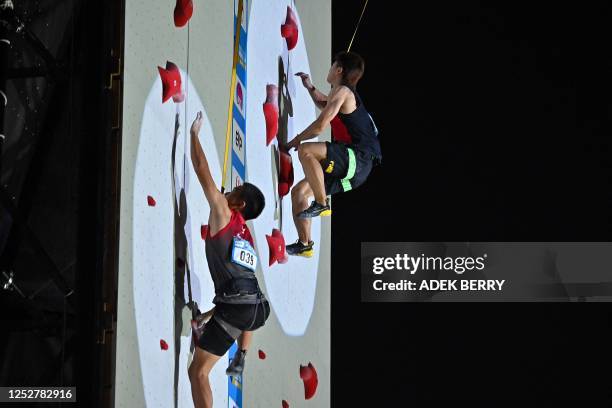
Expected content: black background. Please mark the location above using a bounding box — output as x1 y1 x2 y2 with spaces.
331 1 612 406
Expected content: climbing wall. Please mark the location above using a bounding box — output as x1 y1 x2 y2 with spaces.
116 0 331 407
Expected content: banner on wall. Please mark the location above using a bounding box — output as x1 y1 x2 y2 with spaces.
231 0 248 191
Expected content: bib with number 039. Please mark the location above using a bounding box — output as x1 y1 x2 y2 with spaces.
231 237 258 272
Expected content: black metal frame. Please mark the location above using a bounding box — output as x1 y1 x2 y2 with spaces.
0 0 124 405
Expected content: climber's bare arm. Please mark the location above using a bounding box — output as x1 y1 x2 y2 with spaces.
296 72 328 110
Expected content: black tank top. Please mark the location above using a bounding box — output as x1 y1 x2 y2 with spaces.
205 210 260 300
336 88 382 161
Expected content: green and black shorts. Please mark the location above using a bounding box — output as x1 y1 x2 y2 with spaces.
321 142 374 196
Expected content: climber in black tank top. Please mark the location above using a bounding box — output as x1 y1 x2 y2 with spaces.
285 51 382 257
187 112 270 408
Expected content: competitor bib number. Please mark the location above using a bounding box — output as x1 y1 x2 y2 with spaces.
231 238 257 271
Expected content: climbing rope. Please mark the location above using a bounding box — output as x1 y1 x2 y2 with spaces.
221 0 244 193
183 19 196 318
347 0 369 52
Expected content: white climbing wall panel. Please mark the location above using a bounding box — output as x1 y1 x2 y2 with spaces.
116 0 331 407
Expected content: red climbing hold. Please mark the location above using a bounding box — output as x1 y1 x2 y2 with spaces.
266 229 288 266
200 225 208 240
272 228 288 264
272 228 285 241
172 90 185 103
278 150 294 197
147 195 156 206
174 0 193 28
299 362 319 400
160 339 169 350
263 84 279 145
282 400 289 408
278 181 290 198
158 61 183 104
258 349 266 360
281 6 299 50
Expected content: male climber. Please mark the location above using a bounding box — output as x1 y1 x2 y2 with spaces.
285 51 382 257
187 112 270 408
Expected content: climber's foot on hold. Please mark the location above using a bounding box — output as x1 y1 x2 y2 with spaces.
297 200 331 218
286 240 314 258
226 349 247 377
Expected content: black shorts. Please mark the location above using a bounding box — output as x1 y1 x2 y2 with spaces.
198 300 270 356
322 142 374 196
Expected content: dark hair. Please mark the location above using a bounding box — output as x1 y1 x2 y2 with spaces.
333 51 365 88
239 182 265 220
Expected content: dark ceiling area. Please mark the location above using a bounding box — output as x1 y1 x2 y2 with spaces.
0 0 122 406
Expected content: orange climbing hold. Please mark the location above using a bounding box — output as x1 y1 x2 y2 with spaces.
147 195 156 206
266 229 288 266
263 84 279 145
174 0 193 28
157 61 183 104
281 6 299 50
299 362 319 400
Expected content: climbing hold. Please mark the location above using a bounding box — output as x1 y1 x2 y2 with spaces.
157 61 183 103
299 362 318 400
272 229 288 264
172 90 185 103
147 195 156 206
278 150 294 197
280 6 299 50
258 349 266 360
263 84 279 145
266 229 288 266
174 0 193 28
278 181 290 198
282 400 289 408
278 151 294 182
160 339 169 350
200 225 209 240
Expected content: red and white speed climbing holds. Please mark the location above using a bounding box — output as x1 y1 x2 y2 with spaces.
174 0 193 27
147 195 157 207
299 362 318 400
157 61 184 103
281 6 299 50
263 84 279 145
160 339 169 350
266 228 288 266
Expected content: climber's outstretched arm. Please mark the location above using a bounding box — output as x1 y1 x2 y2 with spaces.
296 72 328 110
190 112 227 209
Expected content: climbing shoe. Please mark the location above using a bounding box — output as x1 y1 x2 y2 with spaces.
297 200 331 218
286 240 314 258
226 349 247 377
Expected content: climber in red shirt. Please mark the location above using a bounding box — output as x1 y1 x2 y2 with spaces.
285 52 382 257
187 112 270 408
